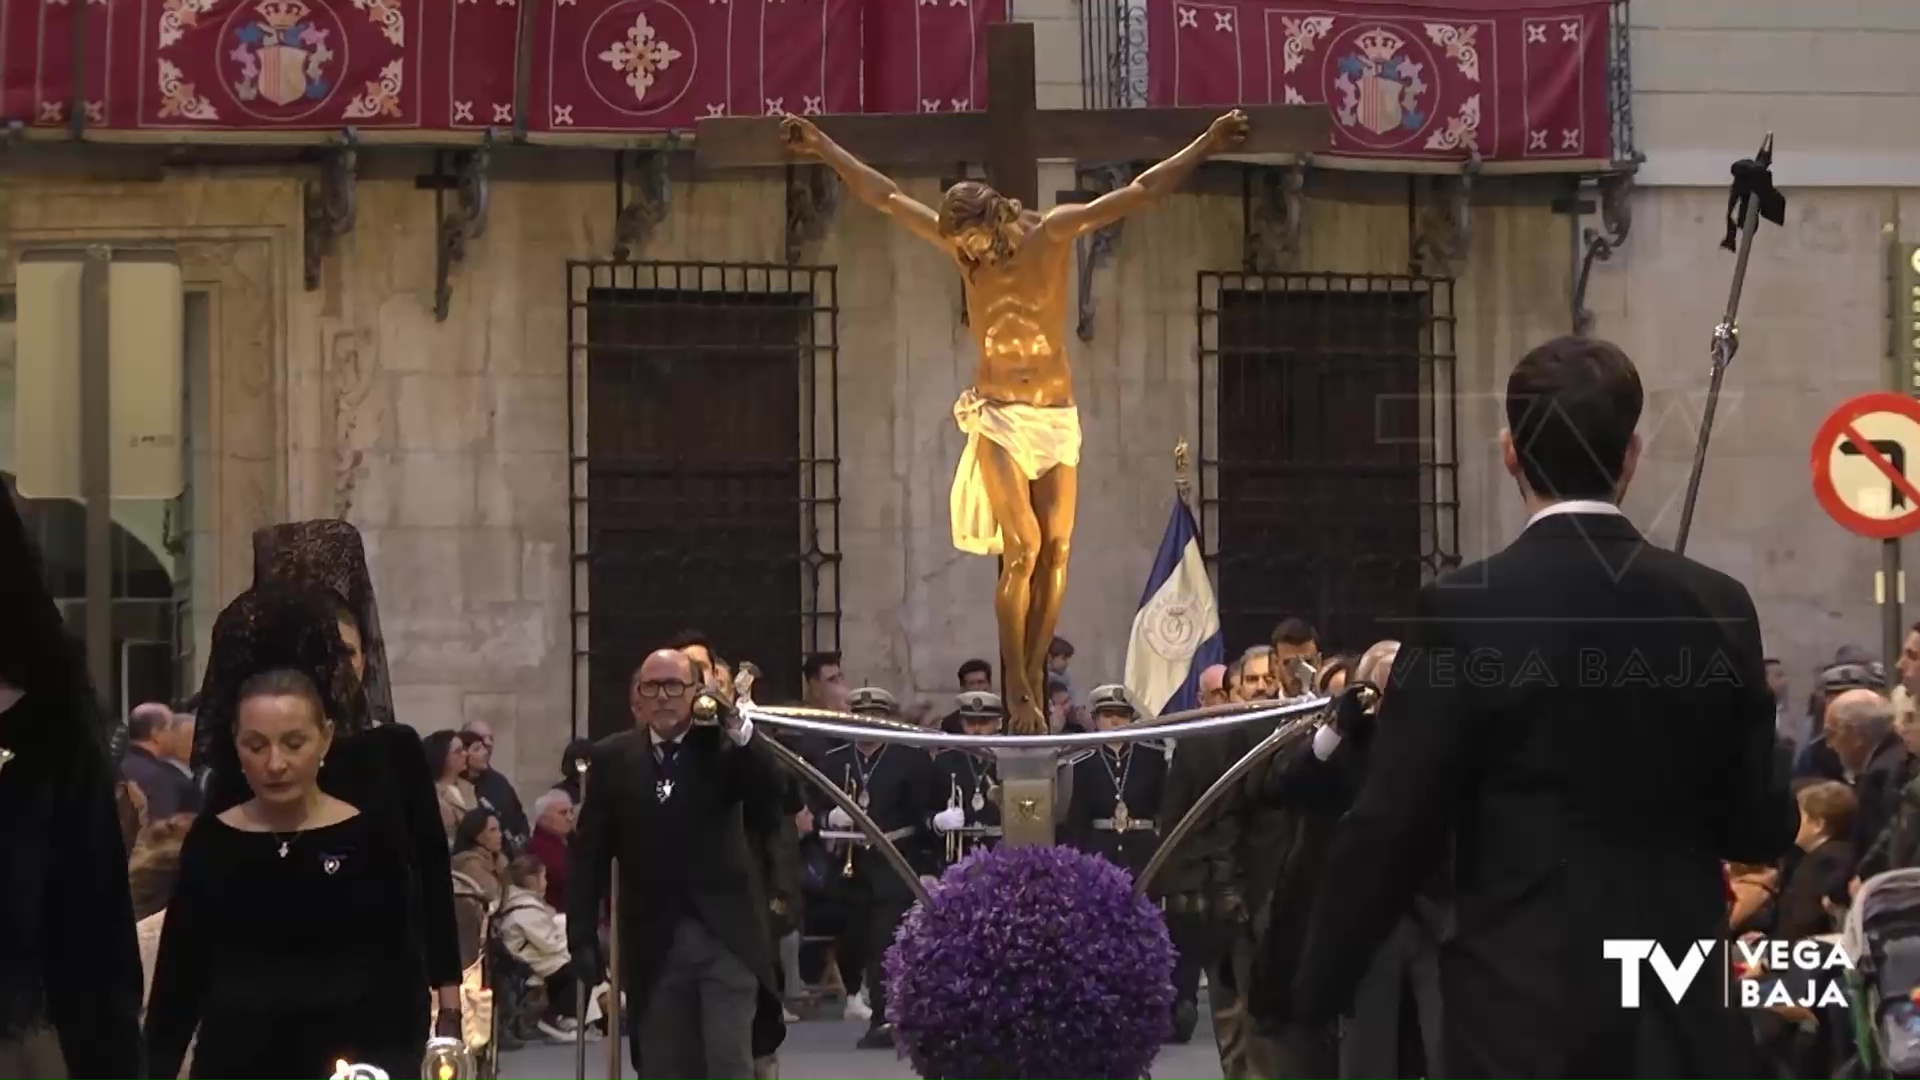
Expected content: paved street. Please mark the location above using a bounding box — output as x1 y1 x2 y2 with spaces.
499 1002 1222 1079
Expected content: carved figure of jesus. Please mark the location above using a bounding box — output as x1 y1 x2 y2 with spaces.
783 109 1249 733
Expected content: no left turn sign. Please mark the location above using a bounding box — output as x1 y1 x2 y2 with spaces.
1811 392 1920 539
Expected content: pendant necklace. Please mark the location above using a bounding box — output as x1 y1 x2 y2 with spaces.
1103 746 1134 831
966 757 987 812
854 745 886 810
271 830 295 858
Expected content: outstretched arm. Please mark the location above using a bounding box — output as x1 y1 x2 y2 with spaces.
782 115 943 247
1044 109 1248 239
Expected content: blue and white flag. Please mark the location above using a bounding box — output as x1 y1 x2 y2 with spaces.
1124 495 1225 716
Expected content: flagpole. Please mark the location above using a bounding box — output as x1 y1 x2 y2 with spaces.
1673 133 1784 556
1174 439 1192 506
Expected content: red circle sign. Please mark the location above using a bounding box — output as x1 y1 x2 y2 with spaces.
1810 391 1920 539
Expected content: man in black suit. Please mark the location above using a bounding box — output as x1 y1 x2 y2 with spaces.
570 648 786 1078
1291 336 1796 1077
120 702 200 821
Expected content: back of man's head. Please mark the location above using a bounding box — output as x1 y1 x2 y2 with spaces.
128 702 173 745
1505 336 1643 500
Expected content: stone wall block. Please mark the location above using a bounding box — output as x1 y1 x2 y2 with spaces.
395 373 496 450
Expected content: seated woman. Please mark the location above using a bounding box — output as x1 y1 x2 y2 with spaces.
452 807 508 906
427 729 475 843
145 663 426 1079
497 855 583 1042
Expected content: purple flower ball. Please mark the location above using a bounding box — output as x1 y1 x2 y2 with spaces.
883 844 1175 1079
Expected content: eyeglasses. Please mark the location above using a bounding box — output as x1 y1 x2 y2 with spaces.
636 679 692 699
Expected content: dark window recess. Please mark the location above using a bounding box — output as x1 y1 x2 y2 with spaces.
1197 272 1459 656
567 262 841 739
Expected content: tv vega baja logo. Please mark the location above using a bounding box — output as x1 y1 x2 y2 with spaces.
1603 939 1852 1009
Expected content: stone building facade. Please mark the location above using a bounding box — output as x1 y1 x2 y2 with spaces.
0 0 1914 788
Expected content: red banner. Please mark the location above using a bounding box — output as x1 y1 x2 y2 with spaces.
0 0 990 135
528 0 861 134
116 0 452 132
0 0 124 129
1147 0 1613 162
862 0 1006 116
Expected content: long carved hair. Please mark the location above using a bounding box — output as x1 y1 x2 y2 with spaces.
938 180 1019 277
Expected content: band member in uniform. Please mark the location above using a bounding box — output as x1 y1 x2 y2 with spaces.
815 687 942 1049
1063 684 1167 877
932 691 1010 867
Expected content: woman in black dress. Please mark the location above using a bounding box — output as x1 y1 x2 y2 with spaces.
193 519 464 1035
0 487 143 1077
147 645 425 1078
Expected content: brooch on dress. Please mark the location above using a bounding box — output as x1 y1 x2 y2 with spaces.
0 747 13 777
322 855 343 875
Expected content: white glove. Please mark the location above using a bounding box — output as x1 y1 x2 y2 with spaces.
827 807 853 830
933 806 966 832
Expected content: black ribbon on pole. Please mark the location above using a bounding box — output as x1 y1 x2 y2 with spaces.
1721 135 1785 252
1676 134 1785 556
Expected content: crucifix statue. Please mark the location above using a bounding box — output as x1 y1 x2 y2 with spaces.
696 23 1329 735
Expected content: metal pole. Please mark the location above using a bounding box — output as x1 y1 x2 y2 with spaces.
80 246 113 705
1885 539 1904 677
1673 199 1759 557
573 759 591 1080
1674 134 1781 557
606 863 622 1080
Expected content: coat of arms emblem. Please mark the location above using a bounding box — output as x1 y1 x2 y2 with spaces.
1334 28 1428 139
231 0 335 107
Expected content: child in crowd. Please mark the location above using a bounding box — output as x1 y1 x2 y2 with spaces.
497 855 582 1042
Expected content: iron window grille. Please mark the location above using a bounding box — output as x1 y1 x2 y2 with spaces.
1196 270 1460 656
566 260 841 738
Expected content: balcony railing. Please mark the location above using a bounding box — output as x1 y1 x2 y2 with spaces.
1082 0 1150 111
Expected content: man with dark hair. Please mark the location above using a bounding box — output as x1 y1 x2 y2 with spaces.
800 652 845 708
940 659 997 733
668 629 718 682
1268 619 1320 697
1293 336 1794 1077
958 658 994 691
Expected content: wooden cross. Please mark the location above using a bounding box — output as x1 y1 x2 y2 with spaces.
693 21 1330 209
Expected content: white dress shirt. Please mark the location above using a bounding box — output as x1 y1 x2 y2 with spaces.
1524 498 1625 530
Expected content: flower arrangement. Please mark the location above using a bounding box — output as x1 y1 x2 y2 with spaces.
884 844 1175 1079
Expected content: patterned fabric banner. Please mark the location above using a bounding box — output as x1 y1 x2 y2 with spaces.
1147 0 1615 162
0 0 896 135
122 0 460 131
861 0 1006 117
528 0 861 134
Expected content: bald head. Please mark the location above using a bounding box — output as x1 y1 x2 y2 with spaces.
1826 688 1894 773
1198 664 1228 704
632 649 697 737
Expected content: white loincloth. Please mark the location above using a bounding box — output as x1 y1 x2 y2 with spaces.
949 388 1083 555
